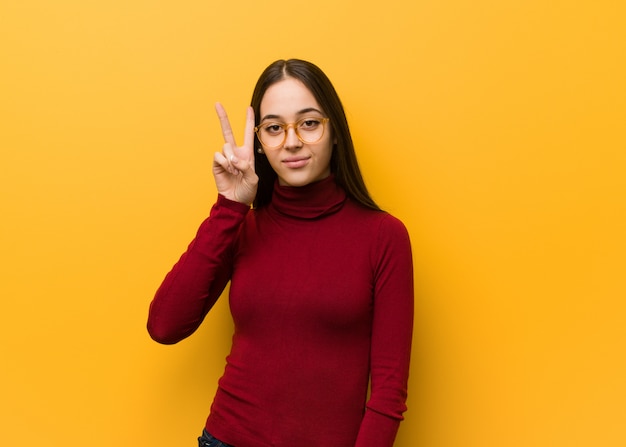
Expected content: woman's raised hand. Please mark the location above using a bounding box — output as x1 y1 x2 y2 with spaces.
212 103 258 206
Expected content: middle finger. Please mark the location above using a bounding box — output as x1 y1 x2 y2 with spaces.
215 102 237 148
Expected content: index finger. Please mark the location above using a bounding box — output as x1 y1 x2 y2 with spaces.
242 106 255 151
215 102 237 148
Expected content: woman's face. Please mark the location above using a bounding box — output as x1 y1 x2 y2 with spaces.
258 77 333 187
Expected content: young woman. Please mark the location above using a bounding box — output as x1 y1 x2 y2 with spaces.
147 59 414 447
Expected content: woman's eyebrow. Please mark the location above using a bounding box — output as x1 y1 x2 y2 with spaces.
296 107 324 116
260 107 324 122
260 114 281 122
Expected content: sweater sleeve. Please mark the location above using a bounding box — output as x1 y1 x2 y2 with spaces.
147 195 249 344
355 214 414 447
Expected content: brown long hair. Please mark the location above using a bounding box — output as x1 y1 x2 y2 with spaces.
250 59 380 211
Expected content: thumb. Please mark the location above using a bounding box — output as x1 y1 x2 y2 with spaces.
230 154 251 174
230 155 258 183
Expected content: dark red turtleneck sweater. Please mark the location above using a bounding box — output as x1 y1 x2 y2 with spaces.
148 177 414 447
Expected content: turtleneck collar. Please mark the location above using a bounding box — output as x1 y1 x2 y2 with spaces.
268 175 347 220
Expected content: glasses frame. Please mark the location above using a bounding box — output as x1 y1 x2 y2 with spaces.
254 117 330 150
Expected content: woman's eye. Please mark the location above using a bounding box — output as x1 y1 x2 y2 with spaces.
264 124 283 134
300 119 320 129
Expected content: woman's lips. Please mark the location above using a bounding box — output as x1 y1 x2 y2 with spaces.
282 156 310 169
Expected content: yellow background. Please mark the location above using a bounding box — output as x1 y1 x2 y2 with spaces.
1 1 625 446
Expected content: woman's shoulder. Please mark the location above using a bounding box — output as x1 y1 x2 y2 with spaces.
343 199 409 236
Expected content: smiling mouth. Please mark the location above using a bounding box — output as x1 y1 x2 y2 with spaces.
282 156 310 168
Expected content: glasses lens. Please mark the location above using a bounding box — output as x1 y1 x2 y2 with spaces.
257 123 284 148
297 118 325 144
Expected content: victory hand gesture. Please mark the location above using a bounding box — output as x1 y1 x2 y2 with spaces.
212 103 258 206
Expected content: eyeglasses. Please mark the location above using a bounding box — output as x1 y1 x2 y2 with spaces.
254 117 330 149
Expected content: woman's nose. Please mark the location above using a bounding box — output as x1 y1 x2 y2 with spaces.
283 126 302 150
